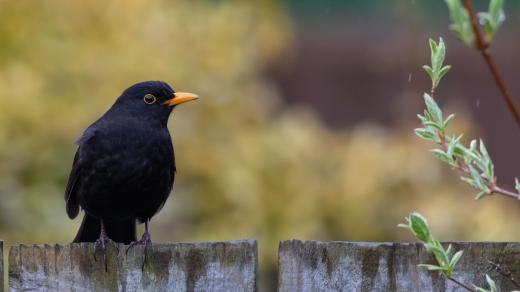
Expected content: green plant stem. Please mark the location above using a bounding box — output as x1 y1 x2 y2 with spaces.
462 0 520 128
447 276 475 292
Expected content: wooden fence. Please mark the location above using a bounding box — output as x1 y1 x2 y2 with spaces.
278 240 520 291
7 240 257 292
3 239 520 291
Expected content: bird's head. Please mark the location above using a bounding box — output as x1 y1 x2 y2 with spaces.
112 80 198 124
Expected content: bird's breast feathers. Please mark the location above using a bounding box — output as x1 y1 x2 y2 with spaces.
77 123 174 176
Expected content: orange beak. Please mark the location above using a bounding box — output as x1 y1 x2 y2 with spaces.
163 92 199 107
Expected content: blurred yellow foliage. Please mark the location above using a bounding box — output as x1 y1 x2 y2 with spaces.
1 0 520 289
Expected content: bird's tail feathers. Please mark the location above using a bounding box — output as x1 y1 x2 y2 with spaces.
73 214 137 244
73 213 101 243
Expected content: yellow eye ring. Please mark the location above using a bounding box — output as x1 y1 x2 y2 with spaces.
143 94 157 105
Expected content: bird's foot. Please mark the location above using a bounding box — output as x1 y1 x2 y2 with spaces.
125 231 152 271
93 231 118 272
125 231 152 254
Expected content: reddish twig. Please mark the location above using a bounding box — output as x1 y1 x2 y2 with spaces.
435 136 520 200
447 276 476 292
455 157 519 200
491 185 520 200
462 0 520 128
486 259 520 288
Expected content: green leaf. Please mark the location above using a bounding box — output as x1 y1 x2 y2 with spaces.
479 140 490 160
449 250 463 268
461 176 479 189
490 0 504 18
445 0 475 46
446 244 453 257
447 135 462 158
424 93 443 124
423 65 434 82
479 0 505 42
417 114 426 123
429 38 438 58
485 160 495 181
486 274 498 292
453 144 466 158
475 191 488 200
409 212 432 242
470 139 477 152
443 113 455 128
431 149 454 165
423 109 432 122
463 147 480 164
433 38 446 71
481 148 493 177
431 239 444 250
438 65 451 81
515 178 520 194
417 264 445 271
415 128 437 141
426 243 450 269
423 121 443 131
468 164 484 189
473 156 488 176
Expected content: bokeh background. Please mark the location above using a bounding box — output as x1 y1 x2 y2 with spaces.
2 0 520 290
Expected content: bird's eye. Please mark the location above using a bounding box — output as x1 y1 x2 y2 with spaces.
143 94 157 105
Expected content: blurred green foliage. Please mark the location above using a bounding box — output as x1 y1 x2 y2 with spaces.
1 0 520 290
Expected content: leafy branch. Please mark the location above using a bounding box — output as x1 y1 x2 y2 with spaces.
446 0 520 127
399 212 499 292
422 38 451 97
402 2 520 291
416 38 520 200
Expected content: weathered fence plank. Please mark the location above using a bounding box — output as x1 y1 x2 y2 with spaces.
9 239 257 292
278 240 520 292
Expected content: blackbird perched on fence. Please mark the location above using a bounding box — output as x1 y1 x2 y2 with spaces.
65 81 198 251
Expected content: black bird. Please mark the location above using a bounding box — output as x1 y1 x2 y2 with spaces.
65 80 198 248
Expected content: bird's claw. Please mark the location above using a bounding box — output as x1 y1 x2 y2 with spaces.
126 231 152 271
93 231 118 272
125 231 152 255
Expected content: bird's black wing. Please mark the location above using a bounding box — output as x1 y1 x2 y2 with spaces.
144 138 176 221
65 150 81 219
169 141 176 184
65 128 96 219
